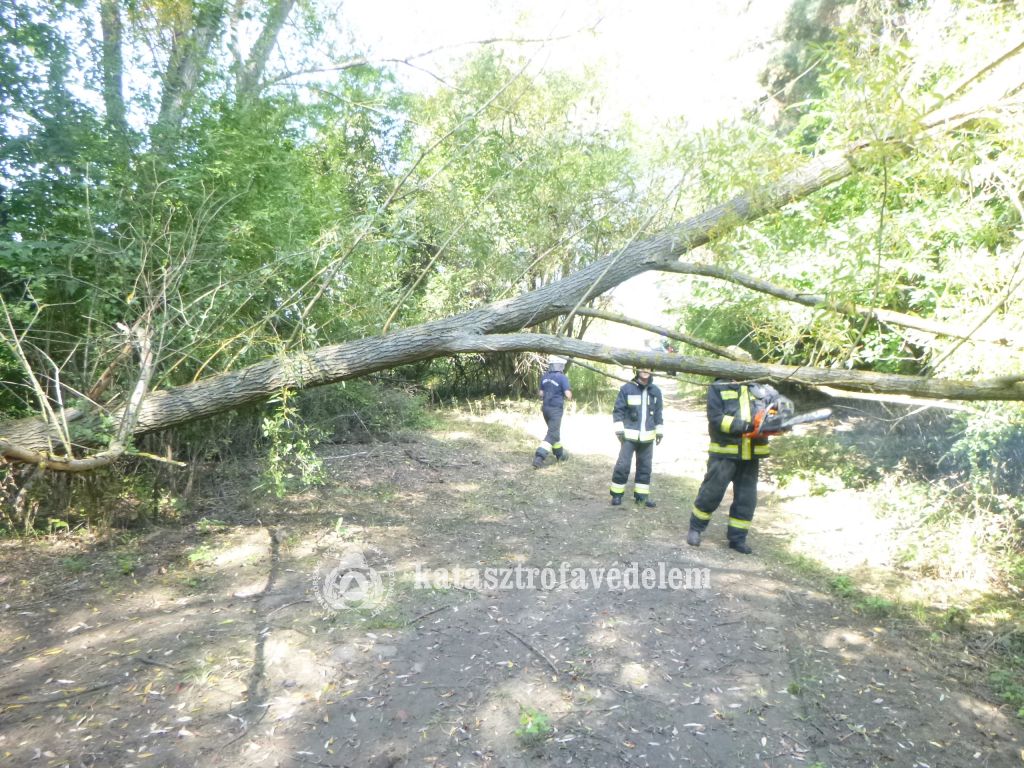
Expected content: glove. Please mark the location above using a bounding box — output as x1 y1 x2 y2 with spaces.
616 431 625 443
743 410 786 438
656 435 663 445
742 410 766 437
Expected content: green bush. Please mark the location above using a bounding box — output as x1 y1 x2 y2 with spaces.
514 707 552 745
856 595 896 618
828 574 856 598
296 379 432 442
260 388 326 497
770 432 881 493
564 363 617 410
1 462 186 535
948 409 1024 514
418 353 536 400
990 664 1024 718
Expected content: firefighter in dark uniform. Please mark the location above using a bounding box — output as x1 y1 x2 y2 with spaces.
609 368 664 507
686 379 789 554
533 356 572 468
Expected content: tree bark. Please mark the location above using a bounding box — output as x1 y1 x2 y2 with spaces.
5 142 1024 464
99 0 127 134
155 0 228 136
235 0 296 99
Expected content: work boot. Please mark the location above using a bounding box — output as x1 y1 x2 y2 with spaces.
686 529 701 547
610 493 623 506
728 540 753 555
532 455 545 469
555 449 569 463
634 495 656 508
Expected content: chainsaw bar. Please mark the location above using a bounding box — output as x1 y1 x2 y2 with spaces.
778 407 833 429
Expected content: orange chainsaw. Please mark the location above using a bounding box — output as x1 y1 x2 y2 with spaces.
744 406 832 437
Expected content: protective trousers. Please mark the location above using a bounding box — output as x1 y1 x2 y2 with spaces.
535 406 565 460
689 455 759 544
610 440 654 499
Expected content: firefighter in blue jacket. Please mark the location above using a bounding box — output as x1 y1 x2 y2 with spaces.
609 368 664 507
533 356 573 468
686 379 790 554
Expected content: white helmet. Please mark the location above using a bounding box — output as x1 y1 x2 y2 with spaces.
548 356 567 372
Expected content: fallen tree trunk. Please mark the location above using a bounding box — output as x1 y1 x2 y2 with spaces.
445 333 1024 401
2 144 1022 464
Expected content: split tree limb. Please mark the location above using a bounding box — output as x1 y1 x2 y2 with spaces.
653 260 1022 347
564 307 744 359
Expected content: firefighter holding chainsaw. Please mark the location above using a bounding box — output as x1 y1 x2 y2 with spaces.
686 379 793 554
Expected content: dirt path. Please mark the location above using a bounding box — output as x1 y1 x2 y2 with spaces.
1 384 1022 767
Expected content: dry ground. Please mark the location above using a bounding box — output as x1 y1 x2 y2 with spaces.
1 383 1022 767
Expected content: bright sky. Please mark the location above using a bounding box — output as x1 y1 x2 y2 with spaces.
341 0 791 130
341 0 792 347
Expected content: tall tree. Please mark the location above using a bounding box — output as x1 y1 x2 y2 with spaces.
154 0 229 137
233 0 297 100
99 0 128 134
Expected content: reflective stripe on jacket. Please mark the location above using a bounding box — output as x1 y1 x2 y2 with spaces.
706 380 771 460
612 378 664 443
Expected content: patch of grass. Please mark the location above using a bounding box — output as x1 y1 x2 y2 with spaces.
179 573 206 590
187 543 217 567
333 515 353 538
771 450 1024 721
61 555 90 573
358 611 407 630
115 554 136 575
855 595 897 618
113 530 141 546
514 707 552 745
322 605 401 629
370 482 398 503
195 517 229 535
828 574 856 598
776 534 1023 719
47 518 71 535
893 542 919 568
770 548 828 580
942 606 970 632
990 663 1024 717
183 655 222 688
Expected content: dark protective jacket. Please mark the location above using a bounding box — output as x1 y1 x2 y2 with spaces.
539 370 572 410
705 380 782 460
612 376 664 443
